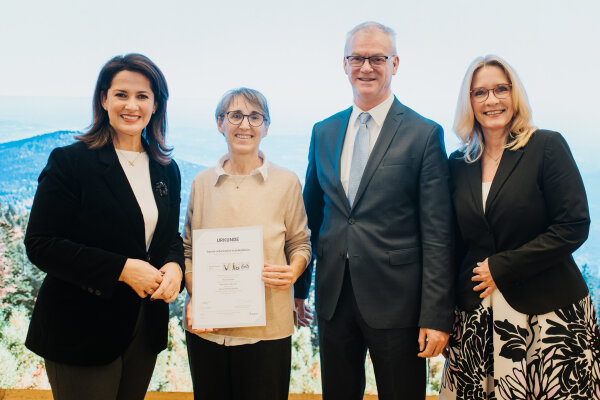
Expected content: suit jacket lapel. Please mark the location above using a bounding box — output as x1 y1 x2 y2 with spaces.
466 159 485 216
330 108 352 214
351 99 403 209
148 159 169 254
485 148 524 214
98 143 146 247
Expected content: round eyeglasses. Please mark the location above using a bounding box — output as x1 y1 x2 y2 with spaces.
470 84 512 103
345 55 392 67
223 111 267 127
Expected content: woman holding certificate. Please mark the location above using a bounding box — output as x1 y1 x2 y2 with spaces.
183 87 311 400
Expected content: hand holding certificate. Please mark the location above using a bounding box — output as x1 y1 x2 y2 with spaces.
262 263 297 289
191 226 266 330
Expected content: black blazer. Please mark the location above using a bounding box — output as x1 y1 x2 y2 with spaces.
450 130 590 314
24 140 184 365
301 98 455 332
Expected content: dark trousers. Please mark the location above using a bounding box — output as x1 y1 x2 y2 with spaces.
318 266 426 400
186 332 291 400
44 304 157 400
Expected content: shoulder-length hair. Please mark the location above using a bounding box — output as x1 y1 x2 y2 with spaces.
454 54 536 163
76 53 172 165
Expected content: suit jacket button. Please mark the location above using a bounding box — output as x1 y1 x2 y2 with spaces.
88 287 94 293
146 254 151 262
348 218 355 225
95 289 102 296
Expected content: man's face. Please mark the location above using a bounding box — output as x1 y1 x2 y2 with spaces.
344 30 399 109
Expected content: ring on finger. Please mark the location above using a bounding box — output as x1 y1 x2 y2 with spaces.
148 288 154 294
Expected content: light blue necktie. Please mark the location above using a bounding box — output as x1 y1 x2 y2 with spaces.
348 112 371 206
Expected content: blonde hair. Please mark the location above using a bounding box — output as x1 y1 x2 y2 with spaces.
453 55 536 162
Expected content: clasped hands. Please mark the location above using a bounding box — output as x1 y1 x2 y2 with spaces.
119 258 181 303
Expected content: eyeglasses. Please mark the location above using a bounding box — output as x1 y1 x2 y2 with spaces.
345 55 392 67
470 84 512 103
222 111 267 127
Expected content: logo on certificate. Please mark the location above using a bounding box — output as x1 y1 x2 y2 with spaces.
222 262 250 271
234 262 250 270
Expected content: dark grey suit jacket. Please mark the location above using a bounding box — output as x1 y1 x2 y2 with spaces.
300 98 455 332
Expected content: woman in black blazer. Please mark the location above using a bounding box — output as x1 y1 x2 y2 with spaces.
24 54 184 400
440 55 600 399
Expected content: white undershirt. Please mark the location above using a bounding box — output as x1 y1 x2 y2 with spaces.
115 149 158 250
482 181 492 212
340 94 395 195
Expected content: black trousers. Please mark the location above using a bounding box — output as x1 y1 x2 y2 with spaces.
44 304 157 400
186 332 291 400
318 265 426 400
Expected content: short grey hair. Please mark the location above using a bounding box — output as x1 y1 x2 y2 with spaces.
344 21 397 56
215 87 270 125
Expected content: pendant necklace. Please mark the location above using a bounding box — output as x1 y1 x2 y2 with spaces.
484 149 502 166
117 149 144 166
231 175 248 189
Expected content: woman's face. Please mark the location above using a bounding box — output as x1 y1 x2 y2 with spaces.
470 65 514 136
102 70 156 141
218 96 268 157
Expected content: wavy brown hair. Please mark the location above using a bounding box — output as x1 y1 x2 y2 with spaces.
76 53 172 165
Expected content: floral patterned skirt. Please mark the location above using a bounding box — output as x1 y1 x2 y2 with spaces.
439 290 600 400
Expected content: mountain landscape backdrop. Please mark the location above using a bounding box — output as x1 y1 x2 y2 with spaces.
0 129 598 394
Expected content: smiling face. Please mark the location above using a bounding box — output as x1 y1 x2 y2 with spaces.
101 70 156 144
470 65 514 137
344 29 399 110
218 95 268 157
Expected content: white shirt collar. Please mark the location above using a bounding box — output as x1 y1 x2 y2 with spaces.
349 93 395 128
214 151 269 185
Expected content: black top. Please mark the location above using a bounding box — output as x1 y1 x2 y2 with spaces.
449 130 589 314
25 140 184 365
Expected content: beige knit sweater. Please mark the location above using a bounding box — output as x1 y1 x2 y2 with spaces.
183 157 311 340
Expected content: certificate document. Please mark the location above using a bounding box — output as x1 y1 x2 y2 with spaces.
192 226 266 329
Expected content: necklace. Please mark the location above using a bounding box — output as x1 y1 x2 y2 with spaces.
484 148 502 166
117 149 144 166
231 174 248 189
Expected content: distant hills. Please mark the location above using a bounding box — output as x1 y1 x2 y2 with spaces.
0 131 206 226
0 130 598 270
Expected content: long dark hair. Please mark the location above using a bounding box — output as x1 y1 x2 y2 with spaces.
76 53 172 165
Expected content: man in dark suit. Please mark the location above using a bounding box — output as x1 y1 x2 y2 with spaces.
295 22 455 399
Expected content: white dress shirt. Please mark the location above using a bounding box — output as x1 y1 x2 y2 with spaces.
340 94 395 196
